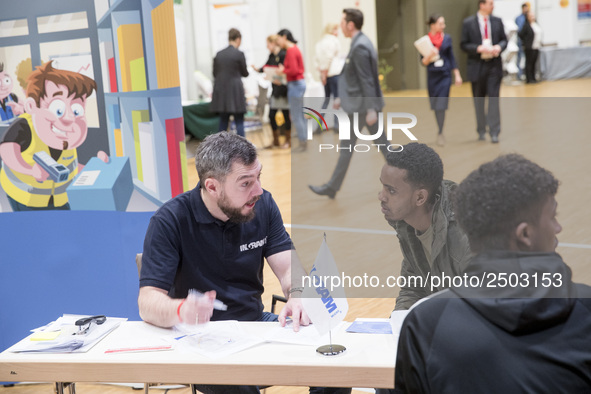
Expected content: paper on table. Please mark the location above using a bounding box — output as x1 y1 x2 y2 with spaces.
174 321 265 359
389 310 410 337
30 331 62 341
346 318 392 334
264 321 347 346
10 314 127 353
413 35 440 62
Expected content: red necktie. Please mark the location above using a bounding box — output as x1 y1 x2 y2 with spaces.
483 17 489 39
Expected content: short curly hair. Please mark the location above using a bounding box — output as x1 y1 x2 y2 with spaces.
386 142 443 205
453 154 558 253
195 132 257 188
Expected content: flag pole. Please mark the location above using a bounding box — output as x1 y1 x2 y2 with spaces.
315 233 346 356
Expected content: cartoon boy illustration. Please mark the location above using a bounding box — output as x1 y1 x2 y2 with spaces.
0 61 108 211
0 62 24 121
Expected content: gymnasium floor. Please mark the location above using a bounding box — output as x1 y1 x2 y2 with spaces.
2 77 590 394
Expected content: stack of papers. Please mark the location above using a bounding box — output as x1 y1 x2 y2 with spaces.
413 35 440 62
10 314 127 353
262 66 287 85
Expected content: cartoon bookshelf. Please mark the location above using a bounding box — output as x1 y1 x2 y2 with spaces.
97 0 186 205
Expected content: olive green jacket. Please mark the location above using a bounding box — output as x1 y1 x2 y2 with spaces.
392 180 472 310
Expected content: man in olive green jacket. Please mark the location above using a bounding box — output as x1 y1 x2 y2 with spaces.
378 143 472 310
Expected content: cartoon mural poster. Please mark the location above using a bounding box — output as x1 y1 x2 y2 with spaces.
0 62 25 122
0 61 109 211
0 0 187 213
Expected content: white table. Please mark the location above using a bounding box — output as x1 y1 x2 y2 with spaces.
0 321 397 389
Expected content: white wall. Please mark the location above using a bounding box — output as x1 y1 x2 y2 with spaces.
483 0 588 48
537 0 577 47
303 0 377 81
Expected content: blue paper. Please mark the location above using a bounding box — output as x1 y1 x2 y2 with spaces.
346 320 392 334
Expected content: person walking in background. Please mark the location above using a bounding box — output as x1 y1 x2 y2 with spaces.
309 8 386 200
315 23 343 132
210 28 249 137
515 3 530 81
518 10 542 84
252 35 291 148
421 14 462 147
461 0 507 143
277 29 307 152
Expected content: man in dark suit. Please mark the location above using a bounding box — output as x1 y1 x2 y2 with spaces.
461 0 507 143
210 28 249 137
309 8 386 199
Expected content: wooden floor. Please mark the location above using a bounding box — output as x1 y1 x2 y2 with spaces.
2 78 591 394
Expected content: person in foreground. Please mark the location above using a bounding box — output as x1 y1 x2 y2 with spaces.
379 143 471 311
394 154 591 393
138 132 350 394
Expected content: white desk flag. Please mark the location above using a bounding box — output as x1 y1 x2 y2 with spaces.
301 237 348 337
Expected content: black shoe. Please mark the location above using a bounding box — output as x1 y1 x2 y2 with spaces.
491 135 499 143
478 133 486 141
309 184 336 199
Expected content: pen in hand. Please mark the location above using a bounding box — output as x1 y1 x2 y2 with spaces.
188 289 228 311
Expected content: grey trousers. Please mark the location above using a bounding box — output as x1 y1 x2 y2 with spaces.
326 112 389 191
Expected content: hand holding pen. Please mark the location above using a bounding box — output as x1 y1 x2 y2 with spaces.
177 289 227 325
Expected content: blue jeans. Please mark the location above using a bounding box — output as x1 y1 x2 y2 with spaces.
219 113 245 137
194 312 351 394
288 79 307 142
516 45 524 78
322 76 340 132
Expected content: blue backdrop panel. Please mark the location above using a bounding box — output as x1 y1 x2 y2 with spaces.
0 210 153 352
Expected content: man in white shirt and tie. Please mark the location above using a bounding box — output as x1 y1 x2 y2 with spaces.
460 0 507 143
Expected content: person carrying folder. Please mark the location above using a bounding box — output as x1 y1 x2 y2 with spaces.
420 14 462 147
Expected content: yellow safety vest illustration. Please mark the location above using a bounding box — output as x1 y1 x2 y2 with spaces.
0 114 78 208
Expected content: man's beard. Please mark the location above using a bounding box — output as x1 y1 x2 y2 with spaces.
218 193 260 224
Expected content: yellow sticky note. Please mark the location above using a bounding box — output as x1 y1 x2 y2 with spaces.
30 331 61 341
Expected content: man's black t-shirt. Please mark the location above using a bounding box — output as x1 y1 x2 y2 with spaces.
140 185 292 321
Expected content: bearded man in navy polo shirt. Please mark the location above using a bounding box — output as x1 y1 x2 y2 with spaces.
139 132 351 394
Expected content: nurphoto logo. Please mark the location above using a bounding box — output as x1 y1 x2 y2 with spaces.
304 108 419 153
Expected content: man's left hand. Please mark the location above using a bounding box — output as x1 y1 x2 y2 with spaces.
6 101 24 116
492 45 502 57
278 297 310 332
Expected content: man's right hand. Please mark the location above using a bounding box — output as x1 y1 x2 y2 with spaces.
31 163 49 182
179 290 216 325
333 97 341 110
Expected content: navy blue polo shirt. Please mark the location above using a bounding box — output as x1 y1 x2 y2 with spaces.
140 184 292 321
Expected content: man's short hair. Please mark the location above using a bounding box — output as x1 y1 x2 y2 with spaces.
228 28 241 42
343 8 364 30
195 132 257 187
453 154 559 253
385 143 443 205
